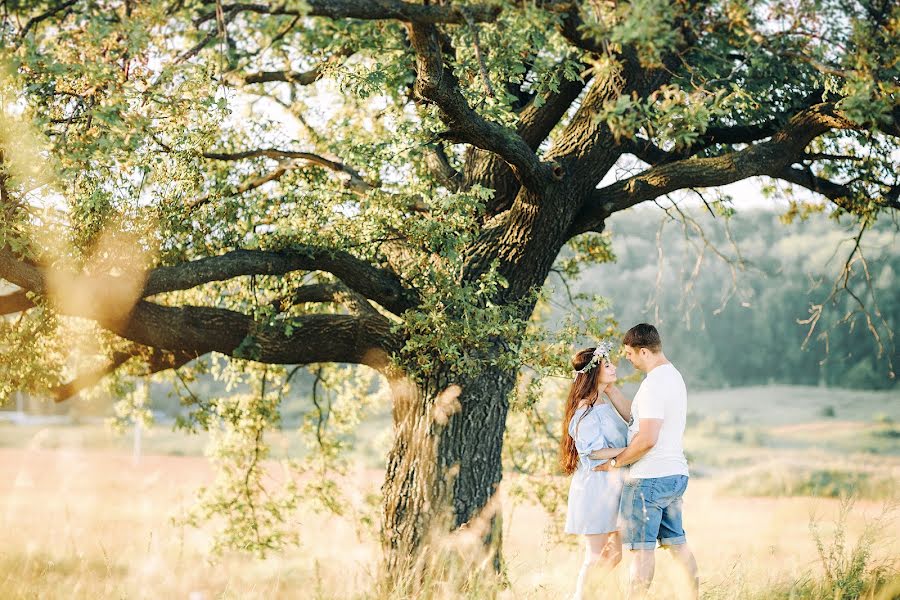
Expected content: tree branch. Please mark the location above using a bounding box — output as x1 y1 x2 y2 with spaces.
117 301 400 371
232 47 355 86
12 0 79 49
143 247 419 316
423 144 462 191
201 148 373 192
775 166 900 211
194 1 501 26
1 242 418 319
0 290 33 315
576 103 862 235
620 137 676 165
50 350 135 402
240 69 326 86
0 249 403 371
554 3 605 54
406 22 553 191
50 348 197 403
188 163 292 209
516 62 588 151
186 149 373 209
279 282 378 315
621 90 827 166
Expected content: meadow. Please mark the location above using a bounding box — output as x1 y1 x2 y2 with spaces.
0 385 897 599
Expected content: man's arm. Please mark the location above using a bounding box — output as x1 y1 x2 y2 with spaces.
588 446 626 460
604 384 632 423
593 418 662 471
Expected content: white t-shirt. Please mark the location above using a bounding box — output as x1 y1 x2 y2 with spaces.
627 363 690 479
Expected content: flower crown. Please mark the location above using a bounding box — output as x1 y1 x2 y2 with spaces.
572 341 614 380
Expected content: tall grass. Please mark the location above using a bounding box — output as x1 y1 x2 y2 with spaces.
809 497 897 600
723 463 898 501
702 497 898 600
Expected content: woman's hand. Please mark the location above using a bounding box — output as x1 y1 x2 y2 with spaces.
604 385 633 423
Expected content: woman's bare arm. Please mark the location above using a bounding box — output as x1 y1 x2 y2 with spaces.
588 447 626 460
605 385 633 423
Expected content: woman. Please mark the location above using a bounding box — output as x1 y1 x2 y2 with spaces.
560 342 632 600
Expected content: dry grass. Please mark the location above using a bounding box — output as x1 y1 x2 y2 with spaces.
1 442 897 599
1 385 897 598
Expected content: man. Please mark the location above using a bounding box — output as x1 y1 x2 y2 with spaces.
593 323 699 599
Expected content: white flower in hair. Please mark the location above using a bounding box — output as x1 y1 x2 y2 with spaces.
572 340 615 379
594 340 613 359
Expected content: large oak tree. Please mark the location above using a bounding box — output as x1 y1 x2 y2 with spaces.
1 0 897 578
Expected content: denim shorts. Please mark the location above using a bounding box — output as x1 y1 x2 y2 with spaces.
619 474 689 550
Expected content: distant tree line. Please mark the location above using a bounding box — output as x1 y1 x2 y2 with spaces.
562 208 898 390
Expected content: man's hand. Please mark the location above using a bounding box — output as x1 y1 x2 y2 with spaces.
593 461 612 472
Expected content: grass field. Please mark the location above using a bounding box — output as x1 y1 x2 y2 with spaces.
0 385 897 599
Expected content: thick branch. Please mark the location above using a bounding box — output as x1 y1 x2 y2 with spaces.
1 243 418 319
621 90 827 166
282 282 378 315
0 249 403 370
424 144 462 191
241 69 323 85
546 42 680 187
195 1 501 26
462 66 588 218
555 3 605 54
516 64 588 151
406 22 553 191
0 249 45 293
0 290 33 315
117 301 399 370
577 103 862 234
143 247 418 315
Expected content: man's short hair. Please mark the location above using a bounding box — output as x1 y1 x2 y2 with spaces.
623 323 662 353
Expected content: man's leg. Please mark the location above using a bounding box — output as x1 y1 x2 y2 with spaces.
627 549 655 600
658 476 697 599
664 542 699 600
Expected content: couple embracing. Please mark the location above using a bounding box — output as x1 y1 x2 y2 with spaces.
561 323 699 600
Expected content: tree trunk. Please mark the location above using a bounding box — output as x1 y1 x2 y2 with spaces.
381 360 516 584
377 164 605 585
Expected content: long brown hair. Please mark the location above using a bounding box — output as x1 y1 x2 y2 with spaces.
559 347 605 476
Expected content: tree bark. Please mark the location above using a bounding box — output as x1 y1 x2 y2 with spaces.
381 356 516 582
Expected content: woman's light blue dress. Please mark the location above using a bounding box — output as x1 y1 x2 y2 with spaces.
564 403 629 535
